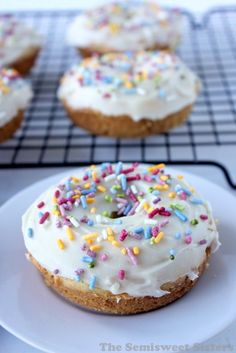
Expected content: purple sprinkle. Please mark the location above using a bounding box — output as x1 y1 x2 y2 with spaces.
199 239 207 245
87 249 97 258
53 269 59 275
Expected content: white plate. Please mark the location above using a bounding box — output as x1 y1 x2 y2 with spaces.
0 168 236 353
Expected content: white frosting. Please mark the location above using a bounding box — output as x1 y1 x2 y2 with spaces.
0 68 33 127
67 1 183 51
22 163 219 298
0 16 42 67
58 51 200 121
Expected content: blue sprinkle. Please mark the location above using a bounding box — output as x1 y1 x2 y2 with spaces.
82 256 94 264
87 220 94 226
65 180 71 191
169 249 176 256
38 211 43 218
115 161 123 175
80 195 88 209
190 197 203 205
144 226 152 239
174 210 188 222
185 229 192 235
81 188 96 195
113 219 123 225
134 227 144 234
101 162 109 170
123 203 132 215
158 88 166 99
75 274 80 282
182 188 192 196
89 275 96 289
175 184 182 192
120 174 127 191
152 190 160 196
27 228 33 238
110 187 117 194
175 232 182 239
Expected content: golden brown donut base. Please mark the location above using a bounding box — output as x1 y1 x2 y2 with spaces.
78 44 172 58
61 101 192 138
6 46 41 76
28 248 210 315
0 110 24 143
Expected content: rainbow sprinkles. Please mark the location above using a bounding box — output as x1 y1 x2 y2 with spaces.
22 162 219 299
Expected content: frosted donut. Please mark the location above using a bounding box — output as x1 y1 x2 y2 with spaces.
58 51 200 137
66 1 183 55
0 15 42 75
0 68 33 143
22 162 219 315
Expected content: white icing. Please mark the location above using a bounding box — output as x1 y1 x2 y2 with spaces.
0 69 33 127
0 16 42 67
67 1 183 51
22 163 219 298
58 51 200 121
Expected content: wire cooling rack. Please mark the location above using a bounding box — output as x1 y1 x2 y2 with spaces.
1 7 236 188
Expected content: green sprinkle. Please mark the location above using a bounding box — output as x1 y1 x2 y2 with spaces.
191 219 199 225
89 263 95 268
102 210 110 217
112 184 121 190
175 203 185 211
104 195 113 202
150 238 155 245
117 193 125 198
170 255 175 260
148 187 154 193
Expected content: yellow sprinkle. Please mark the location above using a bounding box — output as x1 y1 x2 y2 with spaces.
160 175 168 181
92 171 97 181
108 235 115 242
66 227 75 241
97 185 106 192
83 183 91 189
90 164 97 169
109 22 120 33
57 239 65 250
147 206 154 213
90 244 102 252
112 240 121 248
83 233 98 240
124 81 133 89
52 196 57 204
168 192 176 199
121 248 127 255
133 246 140 255
90 207 97 214
87 239 94 245
71 176 79 183
87 198 95 204
148 163 166 172
154 232 165 244
177 175 184 180
72 194 80 199
155 184 169 191
142 202 150 210
106 227 113 237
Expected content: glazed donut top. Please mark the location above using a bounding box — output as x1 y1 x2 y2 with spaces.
58 51 200 121
66 1 182 51
0 15 42 67
22 162 219 297
0 68 32 127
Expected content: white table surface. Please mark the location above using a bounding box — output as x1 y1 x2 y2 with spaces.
1 1 236 352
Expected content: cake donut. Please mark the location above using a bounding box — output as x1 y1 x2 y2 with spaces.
0 68 33 143
0 15 42 75
22 162 219 315
58 51 200 137
66 1 183 56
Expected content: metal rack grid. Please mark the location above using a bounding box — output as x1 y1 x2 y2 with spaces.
1 7 236 188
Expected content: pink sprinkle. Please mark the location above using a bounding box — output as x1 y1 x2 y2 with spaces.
103 93 111 99
159 207 171 217
83 175 89 181
127 189 138 203
132 162 139 168
152 168 160 175
54 190 60 198
100 254 108 261
121 167 135 174
118 269 126 280
102 172 107 178
37 201 45 208
107 164 113 174
59 204 66 216
179 192 187 200
185 236 192 244
151 226 159 237
39 212 50 224
126 247 138 266
148 208 159 218
143 175 153 182
127 174 141 182
119 229 128 241
200 214 208 220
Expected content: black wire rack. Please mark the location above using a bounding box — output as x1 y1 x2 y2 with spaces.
1 7 236 188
